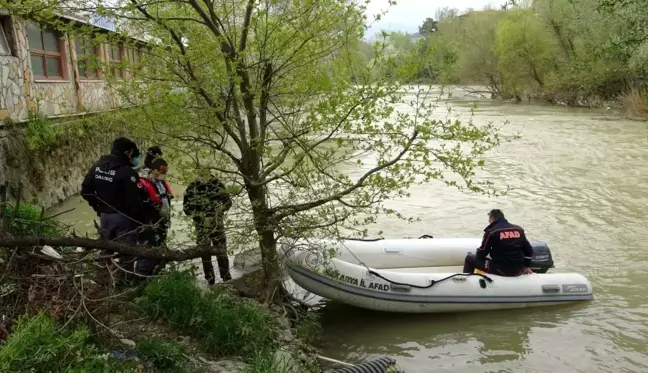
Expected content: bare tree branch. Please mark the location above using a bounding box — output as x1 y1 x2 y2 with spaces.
0 237 226 261
272 129 420 220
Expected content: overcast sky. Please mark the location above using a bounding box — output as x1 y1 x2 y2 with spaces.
364 0 499 37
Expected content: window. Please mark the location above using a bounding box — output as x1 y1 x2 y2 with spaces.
125 46 141 78
75 40 100 79
0 18 11 56
27 22 65 79
109 44 123 79
126 47 140 64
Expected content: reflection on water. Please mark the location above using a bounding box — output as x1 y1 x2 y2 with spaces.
48 87 648 373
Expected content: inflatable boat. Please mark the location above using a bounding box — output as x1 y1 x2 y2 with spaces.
281 237 593 313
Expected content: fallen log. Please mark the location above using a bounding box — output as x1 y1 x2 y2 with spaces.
0 236 221 261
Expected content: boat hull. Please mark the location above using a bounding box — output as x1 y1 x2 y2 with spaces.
284 248 593 314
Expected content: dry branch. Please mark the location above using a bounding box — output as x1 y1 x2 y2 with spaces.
0 237 223 261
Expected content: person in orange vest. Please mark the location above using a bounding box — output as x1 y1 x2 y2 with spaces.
463 209 534 276
136 158 174 277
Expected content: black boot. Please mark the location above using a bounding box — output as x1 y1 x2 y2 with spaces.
202 256 216 285
217 255 232 282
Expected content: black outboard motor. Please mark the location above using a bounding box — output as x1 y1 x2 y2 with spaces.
465 240 555 274
529 240 554 273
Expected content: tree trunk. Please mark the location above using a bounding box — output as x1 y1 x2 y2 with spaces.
245 184 281 303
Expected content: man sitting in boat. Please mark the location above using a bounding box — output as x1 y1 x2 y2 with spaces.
463 209 534 276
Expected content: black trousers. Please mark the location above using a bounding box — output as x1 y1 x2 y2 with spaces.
99 213 137 284
136 219 170 278
195 219 231 284
463 252 524 277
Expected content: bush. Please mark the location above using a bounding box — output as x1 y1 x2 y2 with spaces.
4 203 65 238
24 113 60 152
135 269 277 358
0 313 135 373
136 337 189 372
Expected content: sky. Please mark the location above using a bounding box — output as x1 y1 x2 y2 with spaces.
364 0 499 37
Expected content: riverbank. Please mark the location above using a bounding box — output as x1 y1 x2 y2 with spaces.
0 202 326 373
0 265 324 373
445 84 645 121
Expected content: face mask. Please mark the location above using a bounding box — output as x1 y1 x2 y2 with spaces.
157 175 166 181
131 156 141 168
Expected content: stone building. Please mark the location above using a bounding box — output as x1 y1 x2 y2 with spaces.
0 10 149 207
0 10 146 123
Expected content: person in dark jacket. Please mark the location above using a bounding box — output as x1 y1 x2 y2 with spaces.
136 158 175 277
183 167 233 284
81 137 146 284
463 209 534 276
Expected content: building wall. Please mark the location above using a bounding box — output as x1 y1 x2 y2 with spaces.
0 56 26 122
1 15 141 122
0 16 28 122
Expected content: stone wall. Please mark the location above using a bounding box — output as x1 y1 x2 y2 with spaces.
0 56 27 122
78 81 112 112
0 110 133 208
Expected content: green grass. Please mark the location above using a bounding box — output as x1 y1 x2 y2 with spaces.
135 269 278 359
245 350 286 373
136 337 189 372
4 203 65 238
0 313 137 373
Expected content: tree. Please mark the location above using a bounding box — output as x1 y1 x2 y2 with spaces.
451 10 508 94
418 17 438 35
5 0 504 302
494 9 557 98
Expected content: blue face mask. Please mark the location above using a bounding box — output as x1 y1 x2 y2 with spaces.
131 156 141 168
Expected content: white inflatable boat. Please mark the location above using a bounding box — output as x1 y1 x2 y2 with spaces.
282 237 594 313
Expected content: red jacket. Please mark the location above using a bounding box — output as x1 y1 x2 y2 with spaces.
137 178 174 205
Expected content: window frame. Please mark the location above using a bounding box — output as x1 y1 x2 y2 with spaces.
109 43 125 80
125 46 142 78
27 22 68 80
75 39 101 80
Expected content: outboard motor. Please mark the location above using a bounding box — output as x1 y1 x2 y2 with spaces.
529 241 554 273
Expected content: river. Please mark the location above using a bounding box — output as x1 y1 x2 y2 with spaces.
48 87 648 373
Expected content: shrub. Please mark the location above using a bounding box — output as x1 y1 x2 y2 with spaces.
0 313 135 373
23 113 60 152
136 269 277 358
619 86 647 120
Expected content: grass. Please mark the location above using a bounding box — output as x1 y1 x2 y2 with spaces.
619 86 647 120
246 350 287 373
136 337 189 372
0 313 137 373
135 269 278 359
3 202 66 238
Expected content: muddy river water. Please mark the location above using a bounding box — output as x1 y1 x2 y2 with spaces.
49 88 648 373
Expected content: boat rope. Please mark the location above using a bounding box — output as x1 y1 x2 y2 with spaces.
338 240 493 289
342 234 434 241
366 269 492 289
